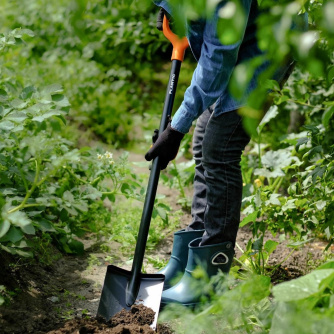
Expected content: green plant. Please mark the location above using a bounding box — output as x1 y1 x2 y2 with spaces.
105 201 173 256
30 233 62 265
233 238 283 278
104 255 116 264
240 74 334 249
0 29 84 256
0 285 22 307
0 30 163 260
60 309 75 320
0 286 5 306
0 0 195 146
146 255 168 270
160 273 272 334
0 285 21 306
270 261 334 334
161 159 195 211
87 254 102 268
160 261 334 334
81 308 90 318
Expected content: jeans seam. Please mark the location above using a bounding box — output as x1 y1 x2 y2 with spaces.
221 116 243 237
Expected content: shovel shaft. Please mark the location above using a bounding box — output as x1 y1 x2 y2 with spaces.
126 59 182 306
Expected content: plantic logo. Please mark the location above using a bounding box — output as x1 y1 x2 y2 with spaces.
169 74 175 94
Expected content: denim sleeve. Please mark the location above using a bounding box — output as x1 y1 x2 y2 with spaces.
171 1 253 134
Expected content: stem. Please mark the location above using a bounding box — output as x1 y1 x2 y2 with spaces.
276 248 295 268
101 191 142 201
271 176 281 189
268 249 295 276
261 251 265 275
241 168 247 185
287 99 325 110
257 251 262 274
8 159 41 214
269 176 282 193
109 176 119 194
249 256 258 274
101 191 117 196
22 203 55 209
257 132 262 169
36 175 49 187
236 242 245 254
90 176 101 186
273 177 283 193
233 257 252 273
64 167 89 185
36 166 60 187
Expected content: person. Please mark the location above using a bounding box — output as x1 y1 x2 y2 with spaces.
145 0 307 308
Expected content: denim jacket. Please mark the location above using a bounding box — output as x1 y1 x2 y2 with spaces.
154 1 308 134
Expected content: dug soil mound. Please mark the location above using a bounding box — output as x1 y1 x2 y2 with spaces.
47 305 172 334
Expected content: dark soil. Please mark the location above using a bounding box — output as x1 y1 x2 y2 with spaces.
46 305 172 334
0 249 173 334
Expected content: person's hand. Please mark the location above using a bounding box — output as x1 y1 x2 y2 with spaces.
156 7 173 31
145 122 184 170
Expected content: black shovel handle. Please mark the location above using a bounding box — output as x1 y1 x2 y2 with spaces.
126 59 182 306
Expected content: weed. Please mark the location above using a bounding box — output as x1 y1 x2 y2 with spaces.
0 285 20 306
146 256 168 270
61 309 75 320
104 255 116 264
99 244 111 253
81 309 90 318
232 238 295 280
161 160 195 211
104 199 174 257
87 254 102 269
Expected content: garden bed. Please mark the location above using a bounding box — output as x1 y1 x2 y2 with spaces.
0 221 329 334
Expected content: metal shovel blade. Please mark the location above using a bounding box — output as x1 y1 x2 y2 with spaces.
97 265 165 330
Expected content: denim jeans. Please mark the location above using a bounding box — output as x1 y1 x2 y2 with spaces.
186 108 250 247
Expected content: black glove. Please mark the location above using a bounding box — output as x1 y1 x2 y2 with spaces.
152 128 159 143
145 123 184 170
156 7 173 31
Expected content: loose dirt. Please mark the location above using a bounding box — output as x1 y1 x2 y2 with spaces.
0 152 331 334
46 305 172 334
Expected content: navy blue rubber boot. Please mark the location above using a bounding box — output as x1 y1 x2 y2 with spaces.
158 229 204 290
160 237 234 308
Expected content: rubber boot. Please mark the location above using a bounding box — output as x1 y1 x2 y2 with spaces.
160 237 234 308
159 229 204 290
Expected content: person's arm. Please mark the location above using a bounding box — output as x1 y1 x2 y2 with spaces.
171 0 253 134
145 1 253 169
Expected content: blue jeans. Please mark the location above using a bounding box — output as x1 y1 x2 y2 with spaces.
186 108 250 247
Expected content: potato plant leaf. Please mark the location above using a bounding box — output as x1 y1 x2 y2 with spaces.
0 220 10 239
240 210 258 227
273 269 334 302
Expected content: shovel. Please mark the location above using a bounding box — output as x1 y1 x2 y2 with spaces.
96 16 189 329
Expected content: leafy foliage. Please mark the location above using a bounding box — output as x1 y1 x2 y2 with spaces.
0 0 194 146
160 261 334 333
240 66 334 253
0 30 155 258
